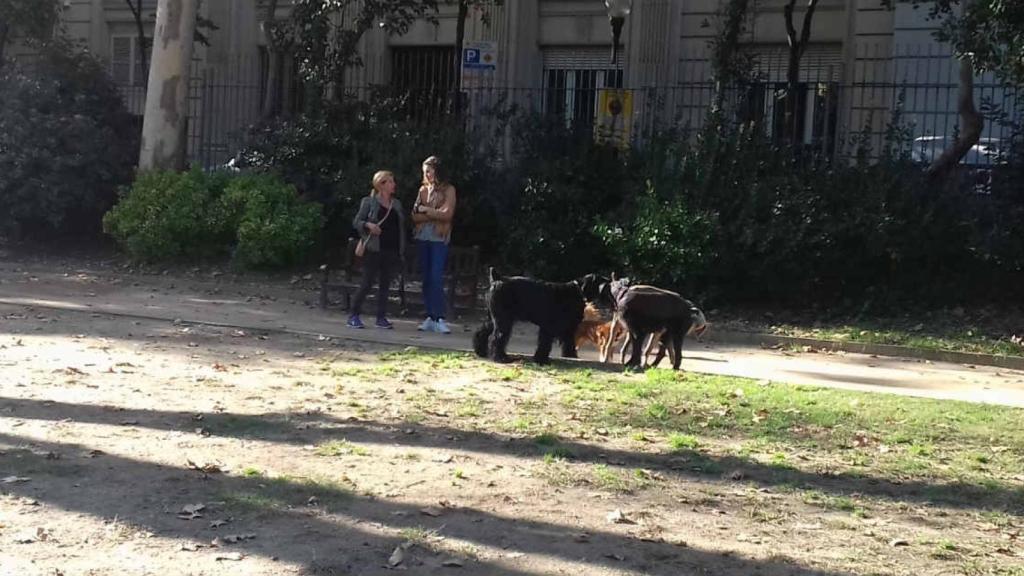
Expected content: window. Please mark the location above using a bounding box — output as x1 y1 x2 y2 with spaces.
390 46 460 121
110 35 149 86
542 47 623 129
391 46 458 91
258 46 304 115
739 45 842 154
742 81 839 153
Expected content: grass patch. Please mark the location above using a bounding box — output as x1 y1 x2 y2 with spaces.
223 474 352 514
455 398 485 418
549 365 1024 511
760 320 1024 358
314 440 370 457
591 465 650 493
668 434 700 451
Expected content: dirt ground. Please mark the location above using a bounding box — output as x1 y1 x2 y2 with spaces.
1 301 1022 576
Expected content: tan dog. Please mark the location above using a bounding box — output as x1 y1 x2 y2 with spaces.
575 303 625 352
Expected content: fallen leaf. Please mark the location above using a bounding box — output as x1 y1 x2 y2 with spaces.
186 459 223 474
751 409 770 423
214 552 244 561
2 475 31 484
727 469 746 481
888 539 909 547
607 509 634 524
604 553 625 561
213 533 255 546
177 503 206 520
441 559 464 567
389 545 407 567
572 533 591 543
209 520 229 529
419 507 443 517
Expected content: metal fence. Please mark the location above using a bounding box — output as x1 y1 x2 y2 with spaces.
113 45 1022 169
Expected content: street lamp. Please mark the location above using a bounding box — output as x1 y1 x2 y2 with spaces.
605 0 633 65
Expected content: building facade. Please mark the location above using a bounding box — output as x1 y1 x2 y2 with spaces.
47 0 1019 165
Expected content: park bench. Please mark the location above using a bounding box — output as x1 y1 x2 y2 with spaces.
320 238 481 318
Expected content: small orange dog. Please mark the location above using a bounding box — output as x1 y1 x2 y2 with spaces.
574 303 623 353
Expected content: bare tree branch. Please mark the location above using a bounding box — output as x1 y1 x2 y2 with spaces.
124 0 148 79
925 55 984 179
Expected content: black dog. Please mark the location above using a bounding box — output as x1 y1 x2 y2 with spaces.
599 276 707 370
473 268 606 364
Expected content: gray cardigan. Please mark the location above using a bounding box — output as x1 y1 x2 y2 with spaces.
353 195 406 257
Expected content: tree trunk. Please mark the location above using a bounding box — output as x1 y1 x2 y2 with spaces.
0 21 9 69
453 0 469 115
783 0 818 146
125 0 149 80
139 0 199 171
710 0 750 114
261 0 281 119
926 55 983 180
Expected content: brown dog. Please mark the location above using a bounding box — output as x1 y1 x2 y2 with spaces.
575 303 624 352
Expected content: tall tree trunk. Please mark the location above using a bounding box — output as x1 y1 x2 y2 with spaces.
710 0 750 115
783 0 819 146
125 0 149 79
139 0 199 171
453 0 469 115
0 21 9 69
926 55 983 180
261 0 281 119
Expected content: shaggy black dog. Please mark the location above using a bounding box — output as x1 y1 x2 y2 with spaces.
473 268 606 364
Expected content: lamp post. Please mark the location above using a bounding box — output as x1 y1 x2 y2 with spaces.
605 0 633 65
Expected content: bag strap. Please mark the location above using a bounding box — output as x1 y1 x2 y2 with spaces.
375 200 393 225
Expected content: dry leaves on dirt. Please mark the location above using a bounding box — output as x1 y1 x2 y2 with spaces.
177 504 206 520
185 459 224 474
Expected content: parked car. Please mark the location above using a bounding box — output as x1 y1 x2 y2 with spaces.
911 136 1008 194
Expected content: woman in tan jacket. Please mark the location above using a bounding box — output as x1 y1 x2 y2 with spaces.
410 156 457 334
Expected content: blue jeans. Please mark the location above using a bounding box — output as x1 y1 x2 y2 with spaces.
418 240 448 319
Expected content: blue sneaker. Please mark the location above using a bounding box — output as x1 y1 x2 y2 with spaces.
375 317 394 329
347 315 365 329
418 318 436 332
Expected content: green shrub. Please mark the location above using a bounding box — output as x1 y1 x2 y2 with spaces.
102 169 234 261
223 174 322 268
104 170 320 268
0 39 137 238
595 181 716 291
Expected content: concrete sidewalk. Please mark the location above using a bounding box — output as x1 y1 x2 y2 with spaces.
2 261 1024 407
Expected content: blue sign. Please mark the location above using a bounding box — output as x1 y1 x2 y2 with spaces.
462 42 496 71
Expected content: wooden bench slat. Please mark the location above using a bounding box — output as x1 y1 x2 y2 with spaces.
320 238 481 317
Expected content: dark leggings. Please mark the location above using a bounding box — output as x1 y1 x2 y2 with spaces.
351 250 400 318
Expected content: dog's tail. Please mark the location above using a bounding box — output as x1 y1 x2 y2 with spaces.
688 307 708 338
473 319 493 358
488 267 501 284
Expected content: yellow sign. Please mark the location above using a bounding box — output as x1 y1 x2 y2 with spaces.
595 88 634 149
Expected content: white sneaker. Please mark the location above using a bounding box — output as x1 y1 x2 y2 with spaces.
418 318 436 332
435 319 452 334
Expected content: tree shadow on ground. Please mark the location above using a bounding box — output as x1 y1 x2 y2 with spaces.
3 396 1020 516
0 431 854 576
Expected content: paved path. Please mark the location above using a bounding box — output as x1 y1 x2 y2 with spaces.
1 261 1023 407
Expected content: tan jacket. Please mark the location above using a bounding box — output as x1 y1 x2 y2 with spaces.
411 183 457 242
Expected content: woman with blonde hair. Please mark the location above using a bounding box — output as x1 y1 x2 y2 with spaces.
411 155 457 334
348 170 406 329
